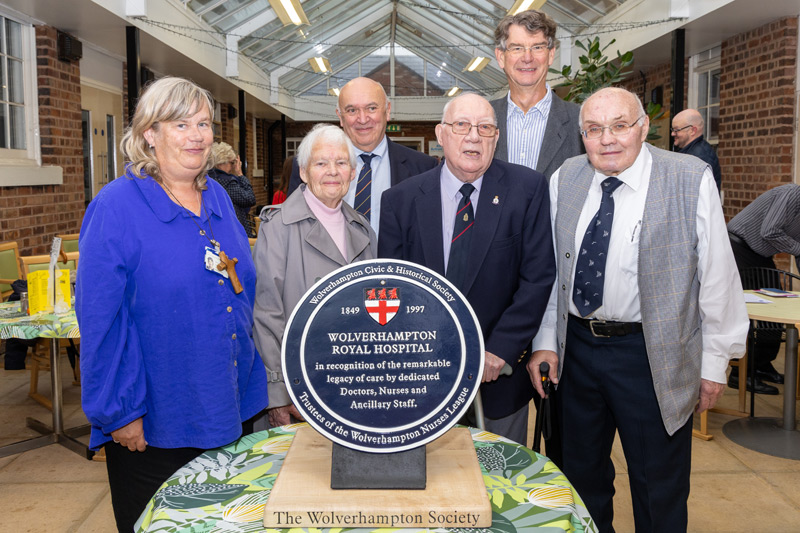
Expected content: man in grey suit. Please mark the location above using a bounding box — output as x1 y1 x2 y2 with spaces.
529 88 748 532
491 10 583 179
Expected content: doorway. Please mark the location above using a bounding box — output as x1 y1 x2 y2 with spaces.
80 83 123 201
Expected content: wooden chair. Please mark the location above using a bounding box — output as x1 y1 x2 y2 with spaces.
57 233 80 253
19 251 80 409
249 237 257 255
0 241 22 300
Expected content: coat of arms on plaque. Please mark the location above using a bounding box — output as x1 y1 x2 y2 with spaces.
364 287 400 326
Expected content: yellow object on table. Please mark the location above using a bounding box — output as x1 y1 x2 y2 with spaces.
27 269 71 315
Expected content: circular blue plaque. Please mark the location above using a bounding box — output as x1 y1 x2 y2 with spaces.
282 259 484 453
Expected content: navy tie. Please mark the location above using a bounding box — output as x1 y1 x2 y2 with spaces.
446 183 475 290
354 153 375 220
572 177 624 317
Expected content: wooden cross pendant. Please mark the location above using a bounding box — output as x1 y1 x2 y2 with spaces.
217 250 243 294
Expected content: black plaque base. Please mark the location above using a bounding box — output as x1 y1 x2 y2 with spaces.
331 443 426 489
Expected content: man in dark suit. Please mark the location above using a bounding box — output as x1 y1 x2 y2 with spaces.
379 93 555 444
287 77 437 234
671 108 722 191
491 10 583 180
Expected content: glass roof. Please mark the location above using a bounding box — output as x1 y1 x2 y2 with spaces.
185 0 627 103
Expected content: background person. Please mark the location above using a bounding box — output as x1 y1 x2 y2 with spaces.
287 77 437 234
529 87 748 532
726 182 800 393
253 124 377 427
76 77 268 532
272 157 292 205
671 108 722 191
208 142 257 236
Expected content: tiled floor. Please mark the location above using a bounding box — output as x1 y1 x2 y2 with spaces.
2 348 799 532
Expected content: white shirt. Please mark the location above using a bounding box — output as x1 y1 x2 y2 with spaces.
440 162 483 272
343 135 389 235
532 146 749 383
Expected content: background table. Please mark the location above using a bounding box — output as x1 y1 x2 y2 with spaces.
0 301 90 458
723 291 800 459
136 424 597 532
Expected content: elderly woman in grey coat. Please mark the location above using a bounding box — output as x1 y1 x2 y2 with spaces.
253 123 377 427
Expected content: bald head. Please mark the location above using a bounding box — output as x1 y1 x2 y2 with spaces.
335 77 391 152
671 108 704 149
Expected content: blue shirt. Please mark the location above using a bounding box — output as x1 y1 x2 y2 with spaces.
506 87 553 170
76 168 268 450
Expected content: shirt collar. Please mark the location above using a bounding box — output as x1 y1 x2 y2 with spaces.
441 161 483 200
506 84 553 117
357 134 388 160
129 165 224 222
591 143 651 192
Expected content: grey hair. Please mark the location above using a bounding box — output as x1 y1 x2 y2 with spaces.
494 10 557 51
579 87 646 125
296 124 357 170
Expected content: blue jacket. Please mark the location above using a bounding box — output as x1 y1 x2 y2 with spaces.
679 135 721 190
378 159 555 418
76 168 268 450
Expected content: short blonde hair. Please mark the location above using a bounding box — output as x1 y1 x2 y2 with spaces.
211 142 237 168
120 77 215 188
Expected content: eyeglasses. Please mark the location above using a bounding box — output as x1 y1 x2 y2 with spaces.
442 121 498 137
504 44 551 56
581 117 644 140
670 125 693 133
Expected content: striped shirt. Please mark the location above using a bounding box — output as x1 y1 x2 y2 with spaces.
506 87 553 170
727 184 800 265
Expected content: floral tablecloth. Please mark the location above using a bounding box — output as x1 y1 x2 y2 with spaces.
136 424 597 532
0 301 79 340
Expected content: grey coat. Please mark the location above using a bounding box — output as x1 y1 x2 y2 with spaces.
491 91 584 180
253 186 377 407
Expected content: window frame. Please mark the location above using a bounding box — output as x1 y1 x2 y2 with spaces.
688 46 721 145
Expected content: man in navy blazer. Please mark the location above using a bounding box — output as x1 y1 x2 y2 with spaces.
379 93 555 444
286 77 437 234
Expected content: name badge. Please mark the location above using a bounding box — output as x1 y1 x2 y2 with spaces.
204 246 229 278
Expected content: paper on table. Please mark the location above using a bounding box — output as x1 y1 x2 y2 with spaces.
744 293 772 304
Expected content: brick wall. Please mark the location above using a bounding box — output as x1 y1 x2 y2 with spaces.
718 16 797 218
0 26 84 255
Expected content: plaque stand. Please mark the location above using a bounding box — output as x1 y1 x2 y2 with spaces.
263 427 492 529
331 444 426 489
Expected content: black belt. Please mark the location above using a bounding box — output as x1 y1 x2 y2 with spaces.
571 315 643 337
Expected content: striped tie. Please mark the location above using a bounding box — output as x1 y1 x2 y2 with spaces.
354 153 375 220
446 183 475 290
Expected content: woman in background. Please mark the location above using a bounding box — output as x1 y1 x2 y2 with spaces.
208 142 257 237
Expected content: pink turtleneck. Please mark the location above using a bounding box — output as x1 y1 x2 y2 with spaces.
303 186 348 261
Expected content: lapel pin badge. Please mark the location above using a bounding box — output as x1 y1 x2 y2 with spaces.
492 196 499 205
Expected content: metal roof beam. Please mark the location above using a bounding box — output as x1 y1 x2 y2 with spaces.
227 9 278 39
269 3 395 79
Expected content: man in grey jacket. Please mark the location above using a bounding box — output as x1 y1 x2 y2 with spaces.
529 88 748 532
491 10 583 180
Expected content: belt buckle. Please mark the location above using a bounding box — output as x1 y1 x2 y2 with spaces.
589 320 610 338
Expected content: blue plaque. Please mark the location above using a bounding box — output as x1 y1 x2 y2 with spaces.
282 259 484 453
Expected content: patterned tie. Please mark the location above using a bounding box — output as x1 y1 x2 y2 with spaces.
572 177 624 317
446 183 476 290
354 153 375 220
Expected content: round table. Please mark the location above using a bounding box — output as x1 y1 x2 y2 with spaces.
723 290 800 459
135 424 597 532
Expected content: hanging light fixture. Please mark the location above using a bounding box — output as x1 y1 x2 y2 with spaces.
508 0 547 16
328 87 340 97
464 57 490 72
446 86 462 97
268 0 310 26
308 57 331 73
